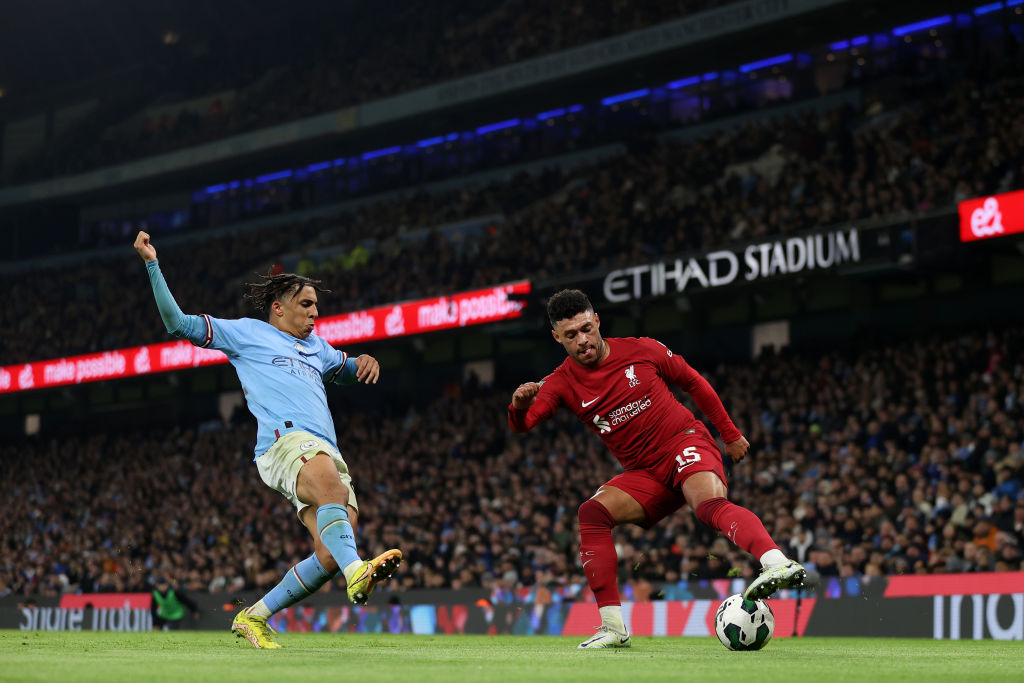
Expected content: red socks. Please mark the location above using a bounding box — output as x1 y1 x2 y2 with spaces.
577 498 620 607
695 497 779 559
577 496 777 608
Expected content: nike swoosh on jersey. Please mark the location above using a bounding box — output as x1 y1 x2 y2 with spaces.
581 396 601 407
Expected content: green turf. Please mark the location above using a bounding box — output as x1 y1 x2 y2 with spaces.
0 632 1019 683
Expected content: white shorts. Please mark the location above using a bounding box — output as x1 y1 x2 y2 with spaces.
256 430 359 519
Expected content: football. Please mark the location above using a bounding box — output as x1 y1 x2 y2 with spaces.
714 594 775 651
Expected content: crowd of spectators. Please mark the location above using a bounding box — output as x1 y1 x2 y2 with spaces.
3 73 1022 366
2 327 1022 601
9 1 734 185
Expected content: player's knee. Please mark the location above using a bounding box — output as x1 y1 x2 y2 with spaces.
578 498 615 528
297 453 346 503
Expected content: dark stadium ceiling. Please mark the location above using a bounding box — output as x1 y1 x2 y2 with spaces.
0 0 358 105
0 0 980 111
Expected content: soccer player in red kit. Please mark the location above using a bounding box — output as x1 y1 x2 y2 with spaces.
508 290 805 649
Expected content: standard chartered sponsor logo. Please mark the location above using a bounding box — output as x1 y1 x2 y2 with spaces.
607 397 653 426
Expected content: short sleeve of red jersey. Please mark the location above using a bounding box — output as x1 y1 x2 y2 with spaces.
508 371 564 432
639 337 743 443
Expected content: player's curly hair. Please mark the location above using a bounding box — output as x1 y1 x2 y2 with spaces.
546 289 593 328
244 273 330 312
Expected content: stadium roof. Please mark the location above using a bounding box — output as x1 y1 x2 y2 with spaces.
0 0 357 105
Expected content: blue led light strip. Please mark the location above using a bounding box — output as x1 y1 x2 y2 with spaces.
891 16 952 36
416 136 445 148
476 119 520 134
360 146 402 160
973 1 1003 13
537 108 567 120
667 76 700 90
255 170 292 183
738 54 793 73
600 89 650 106
830 35 870 51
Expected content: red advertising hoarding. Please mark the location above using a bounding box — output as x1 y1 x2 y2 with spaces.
0 281 530 394
883 571 1024 597
958 189 1024 242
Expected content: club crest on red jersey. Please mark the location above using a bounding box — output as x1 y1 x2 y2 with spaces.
625 365 640 388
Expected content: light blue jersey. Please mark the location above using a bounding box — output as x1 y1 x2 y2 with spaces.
146 259 357 458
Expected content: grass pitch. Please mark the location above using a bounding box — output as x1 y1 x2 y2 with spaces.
0 632 1019 683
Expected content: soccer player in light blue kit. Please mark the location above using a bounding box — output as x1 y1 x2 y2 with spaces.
134 230 401 649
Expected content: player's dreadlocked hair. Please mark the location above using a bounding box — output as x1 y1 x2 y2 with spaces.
244 273 330 313
546 289 594 328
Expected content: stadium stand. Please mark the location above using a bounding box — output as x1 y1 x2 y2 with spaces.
2 2 1023 613
2 328 1021 598
2 71 1021 365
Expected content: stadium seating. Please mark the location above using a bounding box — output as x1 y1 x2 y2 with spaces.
2 329 1020 597
2 73 1021 365
3 3 1023 605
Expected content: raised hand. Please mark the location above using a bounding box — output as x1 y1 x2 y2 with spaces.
354 354 380 384
724 435 750 463
134 231 157 262
512 382 541 409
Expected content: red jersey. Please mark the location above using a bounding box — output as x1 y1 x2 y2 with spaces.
508 337 742 471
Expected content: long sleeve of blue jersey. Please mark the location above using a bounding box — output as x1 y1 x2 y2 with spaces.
317 335 360 385
145 259 209 346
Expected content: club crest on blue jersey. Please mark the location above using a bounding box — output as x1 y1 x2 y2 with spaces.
294 342 318 357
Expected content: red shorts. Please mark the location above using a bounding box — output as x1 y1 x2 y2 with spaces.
603 422 727 528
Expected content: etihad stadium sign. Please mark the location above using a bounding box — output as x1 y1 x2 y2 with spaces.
603 228 861 303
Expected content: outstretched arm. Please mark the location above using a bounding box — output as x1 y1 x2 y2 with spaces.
677 366 748 462
647 339 748 462
134 231 210 345
507 381 557 432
